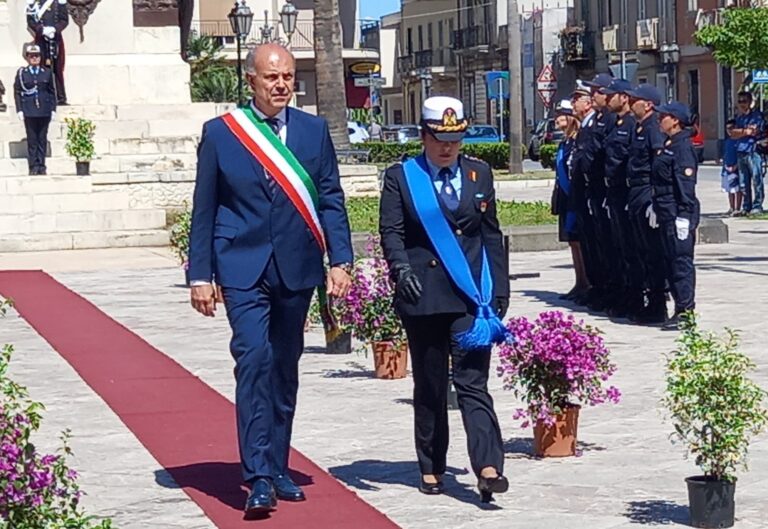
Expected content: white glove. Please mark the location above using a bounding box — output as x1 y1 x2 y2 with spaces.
675 217 690 241
645 204 659 229
17 111 24 121
602 197 611 220
43 26 55 39
50 111 56 121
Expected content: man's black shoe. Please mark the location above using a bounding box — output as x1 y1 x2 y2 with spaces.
244 478 277 516
274 474 306 502
661 314 682 331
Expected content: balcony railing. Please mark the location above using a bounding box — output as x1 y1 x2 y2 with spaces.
452 25 493 50
190 19 315 51
397 50 456 75
636 18 660 51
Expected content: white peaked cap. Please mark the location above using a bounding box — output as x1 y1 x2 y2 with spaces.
420 96 468 142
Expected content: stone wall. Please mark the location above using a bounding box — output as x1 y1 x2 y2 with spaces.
93 165 381 212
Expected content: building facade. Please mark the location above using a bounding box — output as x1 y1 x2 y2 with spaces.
193 0 378 114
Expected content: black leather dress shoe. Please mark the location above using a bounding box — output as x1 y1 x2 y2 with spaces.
245 478 277 516
274 474 306 502
418 477 444 495
477 474 509 503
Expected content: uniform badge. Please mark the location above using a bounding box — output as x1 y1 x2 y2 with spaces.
470 170 477 182
480 201 488 213
684 167 694 177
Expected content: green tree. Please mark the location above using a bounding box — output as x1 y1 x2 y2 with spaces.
695 7 768 71
186 33 241 103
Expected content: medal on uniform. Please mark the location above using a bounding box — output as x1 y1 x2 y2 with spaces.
470 170 477 182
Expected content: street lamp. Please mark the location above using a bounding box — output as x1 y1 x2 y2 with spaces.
280 1 298 45
228 0 254 107
661 43 681 103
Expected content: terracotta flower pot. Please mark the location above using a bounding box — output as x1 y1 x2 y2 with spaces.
533 404 580 457
371 341 408 379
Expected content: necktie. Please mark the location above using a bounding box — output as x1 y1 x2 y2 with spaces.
439 167 459 211
264 118 280 195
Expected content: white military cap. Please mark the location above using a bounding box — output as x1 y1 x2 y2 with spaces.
554 99 574 116
420 96 469 142
23 43 41 57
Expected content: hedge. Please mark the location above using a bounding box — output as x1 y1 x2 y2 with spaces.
354 142 527 169
539 143 558 170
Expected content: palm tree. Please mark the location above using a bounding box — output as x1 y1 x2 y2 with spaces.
313 0 350 150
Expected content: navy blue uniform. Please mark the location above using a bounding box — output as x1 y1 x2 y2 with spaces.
14 66 56 175
27 0 69 104
604 111 643 314
627 113 667 306
651 130 700 315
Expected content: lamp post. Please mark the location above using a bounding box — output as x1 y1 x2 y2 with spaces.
280 1 298 46
228 0 254 107
661 43 681 103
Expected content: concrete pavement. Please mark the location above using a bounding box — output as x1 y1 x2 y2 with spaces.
1 174 767 529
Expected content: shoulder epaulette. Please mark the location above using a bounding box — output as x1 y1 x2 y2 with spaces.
463 154 490 167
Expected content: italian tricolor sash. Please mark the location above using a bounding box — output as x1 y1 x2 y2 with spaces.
221 107 326 253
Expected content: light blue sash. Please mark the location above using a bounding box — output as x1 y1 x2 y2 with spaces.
401 157 509 350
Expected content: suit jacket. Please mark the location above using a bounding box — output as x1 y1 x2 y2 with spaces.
188 106 353 291
14 66 56 117
379 154 509 317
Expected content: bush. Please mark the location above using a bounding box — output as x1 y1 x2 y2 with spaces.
0 299 113 529
169 201 192 266
355 142 527 169
498 311 621 427
539 143 558 170
187 33 243 103
64 118 96 163
664 313 768 482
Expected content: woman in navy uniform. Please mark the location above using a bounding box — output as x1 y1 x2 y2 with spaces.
651 102 700 330
14 43 57 176
552 99 589 300
379 96 510 503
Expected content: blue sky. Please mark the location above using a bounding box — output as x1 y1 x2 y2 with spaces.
360 0 400 21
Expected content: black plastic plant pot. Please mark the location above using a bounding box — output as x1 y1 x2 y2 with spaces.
686 475 736 528
75 161 90 176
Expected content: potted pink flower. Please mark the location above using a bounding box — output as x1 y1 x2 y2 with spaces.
498 311 620 457
334 236 407 379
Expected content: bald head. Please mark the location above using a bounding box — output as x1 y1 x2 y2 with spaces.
245 43 296 116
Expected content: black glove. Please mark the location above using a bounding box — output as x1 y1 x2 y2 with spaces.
392 264 423 305
494 297 509 319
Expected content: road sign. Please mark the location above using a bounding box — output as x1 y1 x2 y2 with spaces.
536 64 557 107
354 77 387 88
753 70 768 84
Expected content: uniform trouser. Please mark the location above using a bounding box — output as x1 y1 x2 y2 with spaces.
628 202 666 295
24 116 50 174
659 218 697 314
576 203 602 288
222 257 314 483
402 313 504 478
607 190 642 293
586 192 613 291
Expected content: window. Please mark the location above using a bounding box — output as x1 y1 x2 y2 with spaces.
638 0 647 19
407 27 413 55
418 25 424 51
448 18 455 47
393 109 403 125
438 21 444 48
428 23 433 50
688 0 698 11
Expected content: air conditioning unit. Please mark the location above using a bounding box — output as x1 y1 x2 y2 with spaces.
602 24 618 52
636 18 659 50
294 80 307 95
695 8 724 31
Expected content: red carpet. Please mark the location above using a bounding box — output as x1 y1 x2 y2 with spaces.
0 271 400 529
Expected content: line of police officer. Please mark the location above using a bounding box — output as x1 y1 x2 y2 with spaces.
566 74 700 330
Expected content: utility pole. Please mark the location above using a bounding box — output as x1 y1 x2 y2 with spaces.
508 0 523 173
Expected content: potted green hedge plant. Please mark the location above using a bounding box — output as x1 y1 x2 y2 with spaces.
169 201 192 286
64 117 96 175
664 313 768 528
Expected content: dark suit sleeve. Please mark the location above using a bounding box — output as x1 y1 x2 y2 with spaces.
13 70 22 111
317 120 353 266
379 165 409 271
479 167 509 299
672 144 698 222
55 3 69 31
27 14 43 37
188 123 218 282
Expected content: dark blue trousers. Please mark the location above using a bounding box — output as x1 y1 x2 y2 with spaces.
660 219 697 314
222 257 313 483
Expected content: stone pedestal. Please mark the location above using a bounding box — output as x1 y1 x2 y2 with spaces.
0 0 190 106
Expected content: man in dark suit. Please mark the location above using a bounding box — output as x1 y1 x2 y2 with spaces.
379 96 509 503
188 43 353 516
14 43 56 176
26 0 69 105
